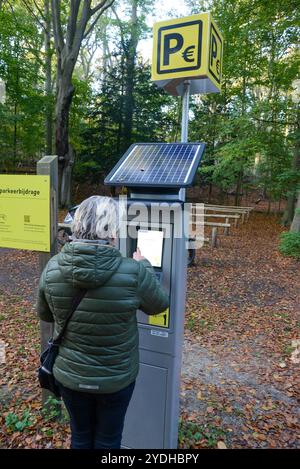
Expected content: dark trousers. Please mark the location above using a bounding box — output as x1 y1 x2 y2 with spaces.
57 381 135 449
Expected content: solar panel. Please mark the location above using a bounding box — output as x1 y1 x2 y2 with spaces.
104 143 205 188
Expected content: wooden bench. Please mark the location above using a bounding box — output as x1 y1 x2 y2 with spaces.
205 204 253 210
204 207 248 223
189 203 253 250
191 221 231 234
203 213 240 228
204 204 253 222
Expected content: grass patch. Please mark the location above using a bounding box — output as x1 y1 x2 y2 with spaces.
5 410 34 432
42 396 69 424
178 419 227 448
279 232 300 259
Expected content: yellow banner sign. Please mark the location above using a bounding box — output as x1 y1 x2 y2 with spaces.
0 175 50 252
152 12 223 96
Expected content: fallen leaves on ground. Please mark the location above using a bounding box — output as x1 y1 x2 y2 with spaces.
181 212 300 449
0 211 299 449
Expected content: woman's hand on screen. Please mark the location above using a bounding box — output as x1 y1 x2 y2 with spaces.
133 247 145 261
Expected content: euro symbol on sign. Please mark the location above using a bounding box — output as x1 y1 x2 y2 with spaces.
182 45 195 63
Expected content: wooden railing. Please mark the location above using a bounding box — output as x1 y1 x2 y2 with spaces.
190 204 253 247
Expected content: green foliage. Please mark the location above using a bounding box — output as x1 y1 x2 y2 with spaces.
75 54 177 182
42 396 69 424
5 409 33 432
73 160 103 183
0 2 47 169
279 232 300 259
187 316 196 331
189 0 299 200
0 0 299 205
178 419 227 448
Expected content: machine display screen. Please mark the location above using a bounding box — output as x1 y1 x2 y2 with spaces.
137 229 164 268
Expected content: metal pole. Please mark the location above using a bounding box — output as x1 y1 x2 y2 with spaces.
181 80 191 143
180 81 191 201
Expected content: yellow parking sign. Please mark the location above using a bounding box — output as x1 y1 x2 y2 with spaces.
152 12 223 96
157 19 202 75
0 175 50 252
149 308 170 328
209 21 222 86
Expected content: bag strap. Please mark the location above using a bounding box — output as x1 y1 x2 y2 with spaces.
53 289 87 345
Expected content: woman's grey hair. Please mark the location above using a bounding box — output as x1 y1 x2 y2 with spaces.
72 196 121 241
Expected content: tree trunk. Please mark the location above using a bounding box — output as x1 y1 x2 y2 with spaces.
50 0 115 206
282 107 300 225
45 0 53 154
60 144 75 207
55 70 75 207
122 0 138 152
116 56 125 155
290 191 300 232
235 169 243 206
282 195 296 226
278 196 282 213
102 19 110 83
13 102 17 170
208 183 212 203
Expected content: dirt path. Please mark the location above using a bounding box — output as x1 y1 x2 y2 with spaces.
0 212 299 448
0 248 39 301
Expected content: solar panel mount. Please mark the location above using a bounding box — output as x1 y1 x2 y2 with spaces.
104 142 205 188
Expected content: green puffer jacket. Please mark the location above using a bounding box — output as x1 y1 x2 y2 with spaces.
37 241 169 394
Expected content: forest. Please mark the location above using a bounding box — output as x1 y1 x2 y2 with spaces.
0 1 298 223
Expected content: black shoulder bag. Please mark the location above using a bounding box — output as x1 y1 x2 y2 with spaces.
38 289 87 398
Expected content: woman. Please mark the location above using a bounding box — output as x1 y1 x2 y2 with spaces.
37 195 169 449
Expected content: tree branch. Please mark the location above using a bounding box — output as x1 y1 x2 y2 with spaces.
32 0 46 21
51 0 65 52
72 0 92 57
91 0 107 15
6 0 20 25
84 0 114 39
111 4 127 56
253 116 298 126
67 0 81 48
22 0 46 31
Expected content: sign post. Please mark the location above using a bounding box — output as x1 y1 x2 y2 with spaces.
0 158 58 403
181 80 190 143
37 155 58 404
152 11 223 210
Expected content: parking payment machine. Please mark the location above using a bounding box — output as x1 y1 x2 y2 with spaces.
105 142 205 448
